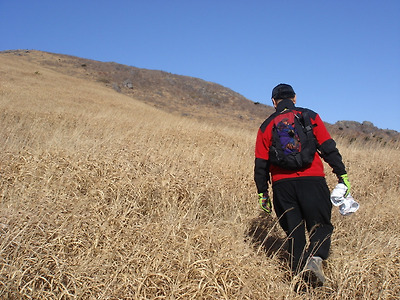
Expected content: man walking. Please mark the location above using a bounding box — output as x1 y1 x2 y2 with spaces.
254 83 351 286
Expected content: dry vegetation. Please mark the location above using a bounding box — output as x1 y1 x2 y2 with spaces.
1 53 400 299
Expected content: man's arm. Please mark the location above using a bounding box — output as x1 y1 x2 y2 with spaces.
254 157 270 194
254 125 272 194
311 113 347 176
319 139 346 176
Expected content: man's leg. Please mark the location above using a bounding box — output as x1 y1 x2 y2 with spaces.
297 178 333 261
273 181 307 273
295 178 333 286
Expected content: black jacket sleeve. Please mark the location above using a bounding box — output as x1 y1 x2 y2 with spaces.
318 139 346 177
254 158 270 194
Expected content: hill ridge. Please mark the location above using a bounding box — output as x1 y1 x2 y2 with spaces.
1 49 398 143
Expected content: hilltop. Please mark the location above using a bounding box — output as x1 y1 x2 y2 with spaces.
1 49 398 143
0 49 273 127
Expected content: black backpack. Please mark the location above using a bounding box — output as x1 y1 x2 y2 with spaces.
269 110 317 170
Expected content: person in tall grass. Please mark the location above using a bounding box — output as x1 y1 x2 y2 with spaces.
254 83 351 287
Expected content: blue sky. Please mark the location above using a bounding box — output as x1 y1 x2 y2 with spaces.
1 0 399 131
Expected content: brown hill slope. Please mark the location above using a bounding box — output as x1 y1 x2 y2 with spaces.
1 48 399 299
1 49 399 143
0 49 274 127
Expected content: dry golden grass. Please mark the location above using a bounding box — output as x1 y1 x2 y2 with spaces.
1 53 400 299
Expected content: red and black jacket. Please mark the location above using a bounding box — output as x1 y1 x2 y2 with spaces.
254 99 346 194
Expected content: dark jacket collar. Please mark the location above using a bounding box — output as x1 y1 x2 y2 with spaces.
276 99 295 113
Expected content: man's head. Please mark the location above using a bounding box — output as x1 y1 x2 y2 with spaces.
271 83 296 108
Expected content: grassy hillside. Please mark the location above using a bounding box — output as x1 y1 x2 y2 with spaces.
1 50 275 129
0 53 399 299
4 50 398 143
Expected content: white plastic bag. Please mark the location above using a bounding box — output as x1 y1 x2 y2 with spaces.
339 195 359 216
330 183 347 206
330 183 359 216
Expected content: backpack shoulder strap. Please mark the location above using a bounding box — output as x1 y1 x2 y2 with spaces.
294 110 316 134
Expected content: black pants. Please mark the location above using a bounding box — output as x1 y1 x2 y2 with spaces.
272 177 333 273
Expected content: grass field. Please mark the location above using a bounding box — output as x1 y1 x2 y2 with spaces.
1 53 399 299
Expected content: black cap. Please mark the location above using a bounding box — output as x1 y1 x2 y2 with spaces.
271 83 295 100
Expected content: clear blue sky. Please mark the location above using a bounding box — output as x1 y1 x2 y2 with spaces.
1 0 399 131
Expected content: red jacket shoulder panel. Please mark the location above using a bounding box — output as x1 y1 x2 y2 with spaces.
255 121 274 160
311 114 332 146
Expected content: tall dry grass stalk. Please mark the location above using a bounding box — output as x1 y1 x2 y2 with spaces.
1 54 399 299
